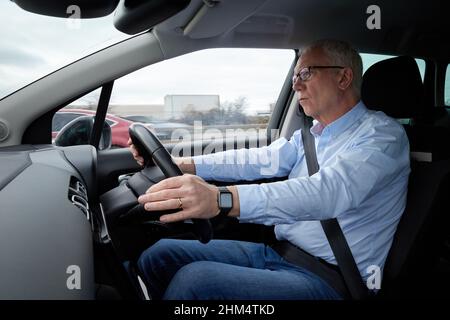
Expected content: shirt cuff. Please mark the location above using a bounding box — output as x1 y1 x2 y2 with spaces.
192 155 214 180
236 184 266 223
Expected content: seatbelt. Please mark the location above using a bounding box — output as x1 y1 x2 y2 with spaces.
300 110 368 300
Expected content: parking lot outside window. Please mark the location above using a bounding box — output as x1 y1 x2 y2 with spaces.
108 48 295 146
51 88 102 145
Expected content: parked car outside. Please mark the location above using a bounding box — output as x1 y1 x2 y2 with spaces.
52 109 153 147
121 115 192 141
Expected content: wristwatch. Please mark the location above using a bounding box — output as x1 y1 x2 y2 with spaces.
217 186 233 217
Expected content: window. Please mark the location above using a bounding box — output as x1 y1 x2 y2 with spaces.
0 1 129 99
52 112 85 132
108 48 295 146
52 111 117 131
445 65 450 106
52 87 151 148
52 88 101 145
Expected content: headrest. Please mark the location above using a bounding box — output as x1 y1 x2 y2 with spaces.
361 56 424 119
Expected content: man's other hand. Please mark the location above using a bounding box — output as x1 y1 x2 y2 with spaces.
128 138 145 166
137 174 220 222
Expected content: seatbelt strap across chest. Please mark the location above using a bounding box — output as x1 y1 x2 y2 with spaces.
300 111 368 300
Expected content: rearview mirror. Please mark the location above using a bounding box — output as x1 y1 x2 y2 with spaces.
55 116 112 150
13 0 119 18
114 0 190 34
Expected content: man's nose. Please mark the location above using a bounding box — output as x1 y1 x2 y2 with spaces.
292 79 305 91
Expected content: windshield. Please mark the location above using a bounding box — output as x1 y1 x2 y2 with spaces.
0 1 130 99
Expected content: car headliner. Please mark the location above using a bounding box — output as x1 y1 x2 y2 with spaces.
153 0 448 60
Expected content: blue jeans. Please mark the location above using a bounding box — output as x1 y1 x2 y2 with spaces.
137 239 342 300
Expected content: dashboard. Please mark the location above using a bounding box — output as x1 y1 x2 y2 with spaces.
0 144 97 299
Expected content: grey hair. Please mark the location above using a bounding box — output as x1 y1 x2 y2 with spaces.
300 39 363 98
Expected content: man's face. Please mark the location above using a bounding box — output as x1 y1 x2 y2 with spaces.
292 48 342 122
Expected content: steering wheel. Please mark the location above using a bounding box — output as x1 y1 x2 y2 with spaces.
128 123 213 244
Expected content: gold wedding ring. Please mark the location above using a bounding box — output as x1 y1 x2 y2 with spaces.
178 197 183 209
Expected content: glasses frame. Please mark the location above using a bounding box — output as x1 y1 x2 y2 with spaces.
292 65 345 83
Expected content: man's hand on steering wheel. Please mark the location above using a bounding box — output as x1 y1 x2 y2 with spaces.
137 174 221 223
128 138 196 174
128 138 145 166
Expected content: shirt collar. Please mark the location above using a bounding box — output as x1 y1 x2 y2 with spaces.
310 100 367 137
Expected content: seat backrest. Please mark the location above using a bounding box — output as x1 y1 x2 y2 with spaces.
361 56 450 297
403 125 450 161
362 55 423 120
362 55 450 162
381 159 450 296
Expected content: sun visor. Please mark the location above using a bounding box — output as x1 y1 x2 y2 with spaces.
182 0 267 39
114 0 191 35
13 0 119 18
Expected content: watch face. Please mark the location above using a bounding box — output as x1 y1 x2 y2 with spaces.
220 192 233 209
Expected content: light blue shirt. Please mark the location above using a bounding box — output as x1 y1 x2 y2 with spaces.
192 101 410 280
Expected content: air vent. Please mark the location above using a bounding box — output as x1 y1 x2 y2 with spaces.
68 176 90 220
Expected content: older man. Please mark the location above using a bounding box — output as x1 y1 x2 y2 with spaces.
130 40 410 300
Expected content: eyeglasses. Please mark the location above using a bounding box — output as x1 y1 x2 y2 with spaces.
292 66 345 83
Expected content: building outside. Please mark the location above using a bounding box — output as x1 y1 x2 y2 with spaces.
164 94 220 119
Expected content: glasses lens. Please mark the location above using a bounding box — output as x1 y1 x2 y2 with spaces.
293 68 311 83
299 68 310 81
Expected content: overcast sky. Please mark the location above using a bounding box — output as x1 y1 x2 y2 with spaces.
0 1 129 98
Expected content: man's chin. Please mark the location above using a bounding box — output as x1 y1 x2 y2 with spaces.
300 101 312 115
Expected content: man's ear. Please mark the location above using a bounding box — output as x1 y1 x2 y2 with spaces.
337 68 353 91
